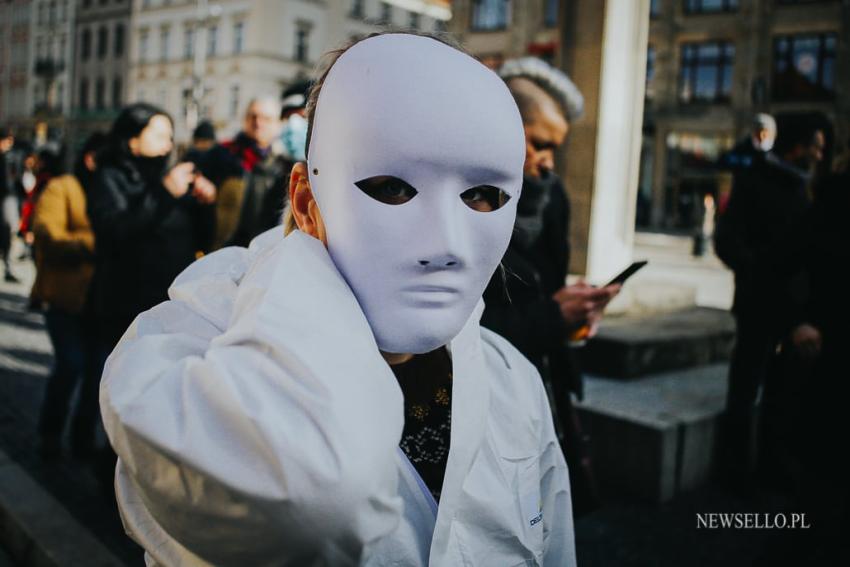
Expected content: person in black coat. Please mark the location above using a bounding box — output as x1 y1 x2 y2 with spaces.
88 103 217 350
714 120 824 489
481 59 620 516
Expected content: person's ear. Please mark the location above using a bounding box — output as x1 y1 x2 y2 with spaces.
289 162 327 246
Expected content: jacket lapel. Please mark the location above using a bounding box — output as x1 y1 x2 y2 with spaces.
429 300 491 559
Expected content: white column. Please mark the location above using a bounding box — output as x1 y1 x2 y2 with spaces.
584 0 650 282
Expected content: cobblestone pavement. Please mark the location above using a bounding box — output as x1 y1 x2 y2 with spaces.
0 252 144 566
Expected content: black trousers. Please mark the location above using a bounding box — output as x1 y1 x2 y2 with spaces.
721 312 779 479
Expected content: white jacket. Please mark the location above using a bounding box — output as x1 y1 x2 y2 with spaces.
101 229 577 566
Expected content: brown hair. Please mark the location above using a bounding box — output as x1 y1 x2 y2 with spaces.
283 29 468 236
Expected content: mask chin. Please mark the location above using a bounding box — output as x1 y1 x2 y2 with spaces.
367 302 471 355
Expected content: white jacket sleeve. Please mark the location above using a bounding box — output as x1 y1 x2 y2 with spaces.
100 232 405 566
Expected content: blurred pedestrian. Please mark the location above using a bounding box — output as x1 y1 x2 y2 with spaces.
182 120 217 164
280 80 310 163
88 103 216 352
1 127 18 282
481 57 620 516
18 146 44 260
200 96 287 248
753 145 849 567
31 132 107 458
714 119 823 491
719 114 777 214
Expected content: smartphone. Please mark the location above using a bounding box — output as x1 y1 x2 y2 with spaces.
604 260 648 287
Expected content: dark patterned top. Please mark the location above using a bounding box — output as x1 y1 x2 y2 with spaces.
389 347 453 502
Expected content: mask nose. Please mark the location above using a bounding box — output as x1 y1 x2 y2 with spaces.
418 258 458 267
415 195 469 269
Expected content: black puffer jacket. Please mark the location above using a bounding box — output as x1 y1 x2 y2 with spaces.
87 157 214 347
481 173 581 398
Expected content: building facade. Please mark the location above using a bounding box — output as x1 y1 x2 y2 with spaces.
128 0 450 144
72 0 133 143
0 1 35 126
447 0 562 68
639 0 850 232
31 0 76 123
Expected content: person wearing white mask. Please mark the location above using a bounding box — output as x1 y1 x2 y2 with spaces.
279 80 310 164
100 32 576 566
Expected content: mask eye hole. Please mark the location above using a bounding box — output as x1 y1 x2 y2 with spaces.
354 175 418 206
460 185 511 212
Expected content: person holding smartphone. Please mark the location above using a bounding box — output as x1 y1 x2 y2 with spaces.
481 58 620 516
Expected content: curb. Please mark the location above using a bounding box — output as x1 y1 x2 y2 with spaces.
0 448 126 567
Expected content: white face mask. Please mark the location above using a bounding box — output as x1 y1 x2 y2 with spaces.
307 34 525 354
752 132 775 153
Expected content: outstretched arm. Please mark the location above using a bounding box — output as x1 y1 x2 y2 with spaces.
101 234 404 566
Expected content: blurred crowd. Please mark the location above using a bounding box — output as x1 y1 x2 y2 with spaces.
714 112 849 564
1 56 623 524
0 80 312 471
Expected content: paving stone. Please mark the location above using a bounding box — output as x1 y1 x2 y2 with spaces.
0 256 143 566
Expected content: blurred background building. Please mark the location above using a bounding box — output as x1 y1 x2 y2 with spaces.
127 0 450 143
448 0 561 68
638 0 850 234
72 0 132 147
1 0 451 153
1 0 847 240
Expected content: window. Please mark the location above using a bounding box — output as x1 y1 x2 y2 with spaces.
184 27 194 60
471 0 511 31
79 78 89 110
233 21 244 54
350 0 364 18
651 0 661 17
683 0 738 13
81 28 92 60
112 76 122 109
95 77 105 109
409 11 420 29
139 30 149 62
48 1 56 24
679 41 735 103
295 25 310 63
160 27 170 61
380 2 392 24
646 45 656 99
97 26 108 59
772 33 836 101
114 24 124 57
207 25 217 57
230 84 239 118
544 0 558 27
